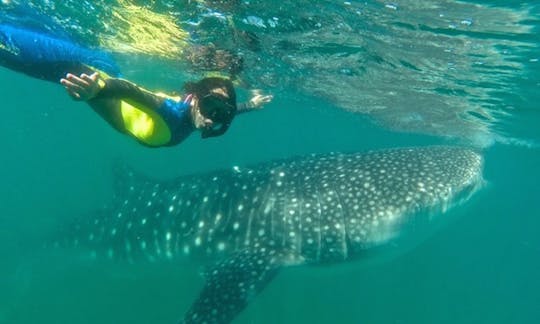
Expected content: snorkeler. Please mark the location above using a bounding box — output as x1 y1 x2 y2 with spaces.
0 23 272 147
60 72 272 147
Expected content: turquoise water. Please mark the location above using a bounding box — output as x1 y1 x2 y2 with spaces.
1 1 539 323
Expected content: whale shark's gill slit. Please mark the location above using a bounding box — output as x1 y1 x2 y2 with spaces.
245 208 254 247
258 178 273 243
216 198 225 230
297 175 304 256
223 197 232 236
281 195 287 247
283 174 299 253
315 187 323 262
332 183 348 260
214 196 227 236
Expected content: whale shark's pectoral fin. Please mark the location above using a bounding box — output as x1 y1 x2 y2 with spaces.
182 248 285 324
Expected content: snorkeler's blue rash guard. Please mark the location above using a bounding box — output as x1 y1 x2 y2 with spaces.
0 24 120 81
91 78 196 147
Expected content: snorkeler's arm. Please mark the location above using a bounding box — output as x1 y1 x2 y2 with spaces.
236 94 273 114
92 78 166 108
61 72 165 108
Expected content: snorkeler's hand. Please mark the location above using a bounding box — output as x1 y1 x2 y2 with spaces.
247 94 273 109
60 72 102 101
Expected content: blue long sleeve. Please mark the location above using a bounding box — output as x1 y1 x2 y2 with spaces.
0 24 120 82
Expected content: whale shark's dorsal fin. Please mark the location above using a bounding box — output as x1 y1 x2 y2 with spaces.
111 162 145 201
183 248 297 323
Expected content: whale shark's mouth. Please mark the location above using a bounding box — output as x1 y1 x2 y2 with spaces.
339 148 485 254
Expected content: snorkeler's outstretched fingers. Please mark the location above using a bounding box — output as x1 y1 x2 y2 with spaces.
81 72 99 84
260 94 273 103
249 94 273 109
60 72 101 101
65 73 95 88
61 76 83 90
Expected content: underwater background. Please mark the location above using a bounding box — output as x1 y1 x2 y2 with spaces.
0 1 539 323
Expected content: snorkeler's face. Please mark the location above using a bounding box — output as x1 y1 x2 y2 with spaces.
195 88 235 138
192 103 213 130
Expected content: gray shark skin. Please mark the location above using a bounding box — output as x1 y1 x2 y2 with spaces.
58 146 484 323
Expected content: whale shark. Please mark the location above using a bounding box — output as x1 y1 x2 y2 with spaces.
56 146 484 323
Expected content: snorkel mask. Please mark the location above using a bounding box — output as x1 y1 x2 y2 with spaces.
199 93 237 138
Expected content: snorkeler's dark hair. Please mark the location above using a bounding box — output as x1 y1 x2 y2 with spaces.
184 77 237 110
